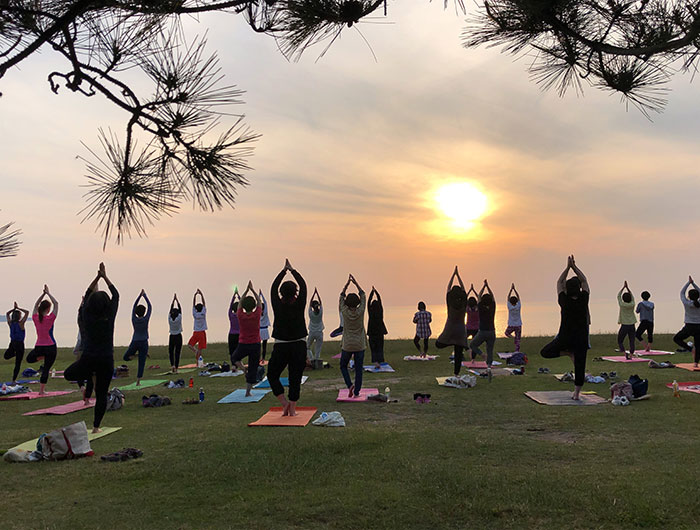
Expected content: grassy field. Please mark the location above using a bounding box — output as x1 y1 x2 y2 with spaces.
1 334 699 530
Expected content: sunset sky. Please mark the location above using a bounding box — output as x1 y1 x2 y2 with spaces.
1 4 699 346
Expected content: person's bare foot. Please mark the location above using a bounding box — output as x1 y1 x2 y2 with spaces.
375 363 381 369
348 385 354 398
92 427 102 434
245 391 252 397
84 398 91 406
136 381 141 387
645 346 651 352
38 391 46 396
282 401 290 416
288 401 297 416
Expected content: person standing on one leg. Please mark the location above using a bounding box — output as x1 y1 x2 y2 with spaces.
504 283 522 353
367 286 388 369
413 302 432 357
307 288 324 364
616 281 636 359
435 266 468 375
230 281 262 397
228 288 241 367
635 291 654 353
540 255 590 401
673 276 700 364
188 289 208 364
267 259 308 416
73 296 94 405
465 285 480 343
168 294 183 373
259 290 271 361
123 289 152 386
26 285 59 395
469 280 497 376
4 302 28 385
65 263 119 433
339 274 366 398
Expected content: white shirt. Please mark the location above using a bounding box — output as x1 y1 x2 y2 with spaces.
168 313 182 335
507 300 522 327
193 307 207 331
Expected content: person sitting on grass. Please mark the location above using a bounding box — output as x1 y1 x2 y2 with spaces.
635 290 654 353
616 281 636 359
469 280 497 376
465 285 479 342
673 276 700 364
339 274 366 398
413 302 432 357
540 255 590 401
26 285 59 396
228 288 241 367
230 281 262 397
123 289 152 387
505 283 522 353
307 288 324 364
4 302 28 385
268 259 308 417
168 294 183 373
64 263 119 433
435 266 468 375
367 286 388 369
188 289 207 364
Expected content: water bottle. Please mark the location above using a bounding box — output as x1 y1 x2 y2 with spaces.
384 386 390 401
197 355 204 368
673 380 681 398
51 369 56 378
199 387 205 402
189 377 194 388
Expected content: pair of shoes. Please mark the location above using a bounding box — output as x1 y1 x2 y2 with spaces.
182 397 199 405
413 393 431 404
512 367 524 375
100 447 143 462
561 372 574 382
599 372 608 379
537 367 550 374
612 396 630 406
609 371 617 379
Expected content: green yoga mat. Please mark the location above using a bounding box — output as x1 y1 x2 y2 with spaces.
11 427 122 452
116 380 167 391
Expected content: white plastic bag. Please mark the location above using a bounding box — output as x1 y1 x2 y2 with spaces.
312 411 346 427
40 421 93 460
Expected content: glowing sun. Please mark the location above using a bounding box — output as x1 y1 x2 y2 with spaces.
434 182 489 229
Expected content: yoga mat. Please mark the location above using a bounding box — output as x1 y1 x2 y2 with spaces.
2 380 38 385
248 407 317 427
11 426 122 452
0 390 74 401
254 376 308 389
641 350 675 356
50 371 65 378
666 381 700 394
462 361 488 369
180 364 198 369
601 356 651 363
363 363 395 373
675 363 700 372
497 352 514 359
436 376 475 388
210 370 244 378
217 389 271 403
336 388 379 402
23 399 95 416
332 353 342 359
403 355 439 361
524 391 606 406
156 368 196 376
468 368 512 376
116 379 167 391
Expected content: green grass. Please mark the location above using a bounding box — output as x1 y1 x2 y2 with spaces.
1 334 700 529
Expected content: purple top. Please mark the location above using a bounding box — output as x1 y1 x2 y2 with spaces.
228 310 240 335
466 306 479 330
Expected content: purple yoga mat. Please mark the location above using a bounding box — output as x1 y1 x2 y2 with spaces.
336 388 379 402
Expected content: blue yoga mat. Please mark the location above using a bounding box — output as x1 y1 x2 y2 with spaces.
2 379 39 385
363 363 395 373
254 376 308 389
217 389 271 403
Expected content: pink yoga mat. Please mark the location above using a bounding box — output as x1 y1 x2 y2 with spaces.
0 390 74 401
666 381 700 394
640 350 675 356
601 356 651 363
23 399 95 416
336 388 379 402
462 361 488 369
332 353 342 359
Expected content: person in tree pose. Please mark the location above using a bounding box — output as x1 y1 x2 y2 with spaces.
307 288 324 364
469 280 497 375
673 276 700 365
616 281 636 359
504 283 522 352
339 274 366 398
635 291 654 353
540 256 590 401
4 302 28 385
435 266 468 375
259 290 271 361
228 288 241 367
123 289 152 386
26 285 59 395
465 284 479 342
268 259 308 416
413 302 432 357
230 281 262 397
64 263 119 433
168 294 183 373
188 289 207 363
367 286 388 369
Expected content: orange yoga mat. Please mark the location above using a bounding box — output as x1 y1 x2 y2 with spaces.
675 363 700 371
248 407 317 427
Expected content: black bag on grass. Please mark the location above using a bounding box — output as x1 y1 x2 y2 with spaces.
106 389 125 411
628 375 648 398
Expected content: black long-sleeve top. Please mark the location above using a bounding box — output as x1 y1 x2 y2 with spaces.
270 269 307 341
79 284 120 358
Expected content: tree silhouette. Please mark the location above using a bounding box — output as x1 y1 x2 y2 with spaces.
1 0 698 250
0 219 21 259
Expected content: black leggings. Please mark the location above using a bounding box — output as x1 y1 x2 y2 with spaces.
169 333 183 368
64 355 114 429
435 341 465 375
27 344 57 384
674 323 700 362
267 341 306 402
635 320 654 344
262 340 268 360
541 336 588 387
369 334 385 364
617 324 635 354
413 336 429 353
4 340 25 382
227 333 239 364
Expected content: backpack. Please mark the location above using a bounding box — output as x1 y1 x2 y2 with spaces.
628 375 649 398
508 352 528 365
106 389 125 411
610 381 633 400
